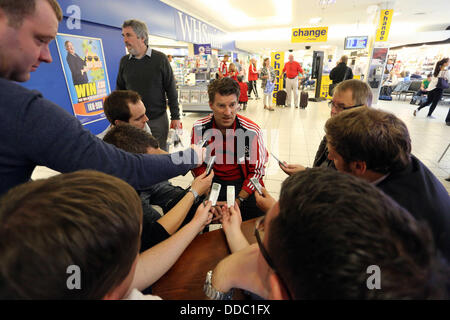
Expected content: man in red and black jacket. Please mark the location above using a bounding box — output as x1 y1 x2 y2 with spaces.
191 78 268 220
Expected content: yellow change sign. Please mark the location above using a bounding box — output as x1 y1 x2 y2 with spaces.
292 27 328 43
376 10 393 42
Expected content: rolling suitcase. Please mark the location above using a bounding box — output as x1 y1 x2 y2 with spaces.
299 91 308 108
276 90 287 107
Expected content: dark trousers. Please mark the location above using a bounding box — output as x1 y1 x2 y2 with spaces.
417 88 444 116
213 177 264 221
148 112 169 151
446 108 450 123
247 80 259 98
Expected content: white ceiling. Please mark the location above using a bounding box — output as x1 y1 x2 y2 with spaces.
162 0 450 54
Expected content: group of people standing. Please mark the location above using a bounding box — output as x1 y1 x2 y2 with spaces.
218 54 308 111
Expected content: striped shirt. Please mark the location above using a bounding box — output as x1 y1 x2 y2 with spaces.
191 114 268 195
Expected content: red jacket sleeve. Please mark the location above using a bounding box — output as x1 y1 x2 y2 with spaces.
241 128 268 195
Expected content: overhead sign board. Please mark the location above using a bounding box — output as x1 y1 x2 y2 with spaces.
376 10 394 42
292 27 328 43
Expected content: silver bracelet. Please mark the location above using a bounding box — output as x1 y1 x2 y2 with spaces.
203 270 234 300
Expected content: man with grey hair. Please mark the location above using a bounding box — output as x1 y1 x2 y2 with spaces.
117 19 181 151
281 79 372 175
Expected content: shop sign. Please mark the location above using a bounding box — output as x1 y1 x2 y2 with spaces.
194 44 211 55
376 10 393 42
271 52 285 103
291 27 328 43
175 11 226 49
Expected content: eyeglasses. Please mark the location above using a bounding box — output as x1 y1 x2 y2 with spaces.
328 100 364 112
254 216 293 300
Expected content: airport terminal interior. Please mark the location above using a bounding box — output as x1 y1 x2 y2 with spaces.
2 0 450 302
32 0 450 194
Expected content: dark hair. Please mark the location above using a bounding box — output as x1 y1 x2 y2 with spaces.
103 123 159 154
104 90 142 125
0 0 62 28
268 168 448 299
433 58 449 77
208 77 240 103
0 170 142 299
325 107 411 174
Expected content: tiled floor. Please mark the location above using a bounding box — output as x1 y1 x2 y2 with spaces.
32 89 450 197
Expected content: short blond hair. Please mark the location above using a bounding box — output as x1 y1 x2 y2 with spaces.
334 79 373 107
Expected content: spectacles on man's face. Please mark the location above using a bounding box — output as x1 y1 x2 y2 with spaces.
328 100 363 112
254 216 293 300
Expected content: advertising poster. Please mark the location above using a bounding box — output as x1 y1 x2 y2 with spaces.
194 44 212 55
55 34 111 125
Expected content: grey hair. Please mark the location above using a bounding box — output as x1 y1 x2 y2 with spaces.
122 19 149 46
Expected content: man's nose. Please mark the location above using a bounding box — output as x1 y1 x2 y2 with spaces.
40 45 52 64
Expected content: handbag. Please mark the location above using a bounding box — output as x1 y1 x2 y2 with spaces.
264 79 275 94
437 77 449 89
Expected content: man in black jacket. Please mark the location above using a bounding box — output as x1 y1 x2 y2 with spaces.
64 40 88 86
329 55 353 95
325 107 450 263
117 19 181 151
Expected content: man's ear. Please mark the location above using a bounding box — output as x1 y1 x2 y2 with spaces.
268 273 290 300
349 160 367 177
114 120 127 126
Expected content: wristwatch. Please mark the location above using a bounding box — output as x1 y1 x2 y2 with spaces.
188 187 199 202
236 196 246 206
203 270 234 300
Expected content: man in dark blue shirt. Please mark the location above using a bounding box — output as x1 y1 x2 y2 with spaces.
0 0 202 196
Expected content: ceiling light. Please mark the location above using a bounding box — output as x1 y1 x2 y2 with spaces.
319 0 336 9
310 17 322 24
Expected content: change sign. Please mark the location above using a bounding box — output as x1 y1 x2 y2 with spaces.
292 27 328 43
376 10 393 42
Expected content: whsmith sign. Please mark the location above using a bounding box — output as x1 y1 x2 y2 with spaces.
291 27 328 43
175 11 227 49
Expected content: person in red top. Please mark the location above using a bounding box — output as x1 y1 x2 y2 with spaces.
191 78 268 220
282 54 304 108
247 58 259 99
218 54 229 78
228 63 238 82
237 75 248 110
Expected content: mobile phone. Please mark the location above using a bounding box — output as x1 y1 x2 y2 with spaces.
205 155 216 175
209 183 221 206
250 177 263 195
227 186 235 208
271 152 286 167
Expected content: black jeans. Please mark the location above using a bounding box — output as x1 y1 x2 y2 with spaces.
247 80 259 98
417 88 444 116
148 112 169 151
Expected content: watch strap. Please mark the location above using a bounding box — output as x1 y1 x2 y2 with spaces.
188 187 199 202
203 270 234 300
